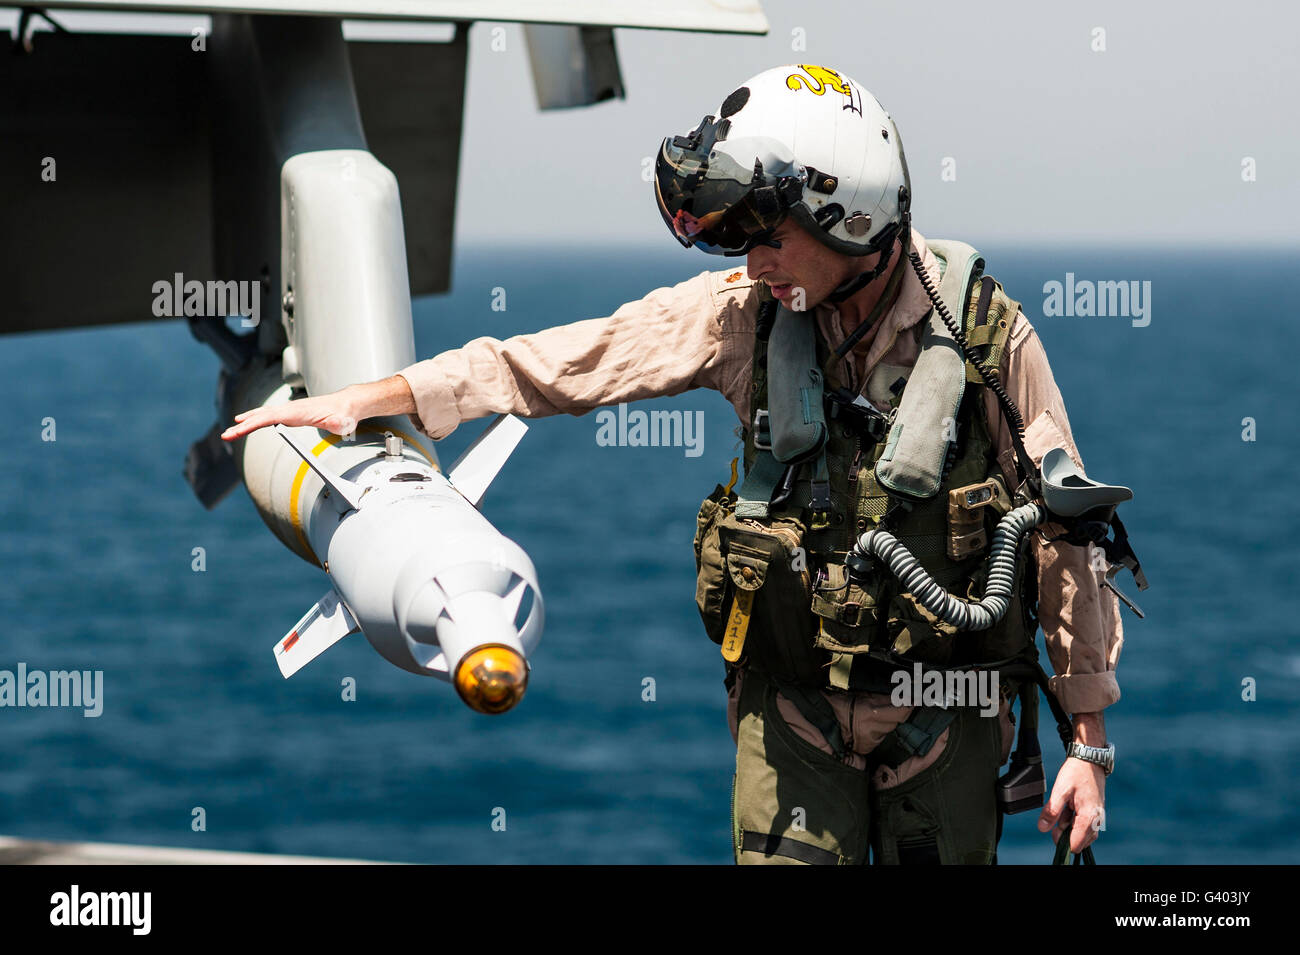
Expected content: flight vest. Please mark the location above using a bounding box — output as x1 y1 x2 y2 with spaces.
693 244 1039 691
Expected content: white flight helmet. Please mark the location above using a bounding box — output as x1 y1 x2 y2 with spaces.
654 64 911 260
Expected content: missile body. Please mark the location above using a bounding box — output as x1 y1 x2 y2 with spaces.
235 398 543 713
219 149 544 713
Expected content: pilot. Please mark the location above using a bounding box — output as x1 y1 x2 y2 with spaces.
223 64 1126 865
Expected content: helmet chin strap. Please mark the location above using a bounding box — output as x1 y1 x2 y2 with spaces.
829 234 911 361
823 219 906 304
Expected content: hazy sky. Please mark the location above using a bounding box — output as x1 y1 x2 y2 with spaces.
5 2 1295 248
455 0 1298 248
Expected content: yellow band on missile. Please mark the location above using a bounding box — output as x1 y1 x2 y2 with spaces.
288 424 439 569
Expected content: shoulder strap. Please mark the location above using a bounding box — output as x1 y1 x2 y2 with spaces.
964 274 1019 385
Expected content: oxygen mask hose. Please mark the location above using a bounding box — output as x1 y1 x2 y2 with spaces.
851 503 1047 631
847 252 1132 631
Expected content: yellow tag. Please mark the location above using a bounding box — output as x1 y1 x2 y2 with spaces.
723 456 740 497
721 589 753 663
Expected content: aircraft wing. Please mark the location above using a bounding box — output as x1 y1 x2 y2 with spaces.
36 1 769 34
1 2 767 337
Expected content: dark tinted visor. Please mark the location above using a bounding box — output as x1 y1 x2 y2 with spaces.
653 123 803 256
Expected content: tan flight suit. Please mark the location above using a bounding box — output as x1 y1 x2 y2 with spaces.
396 226 1124 863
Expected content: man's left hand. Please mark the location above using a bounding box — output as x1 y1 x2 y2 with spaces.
1038 757 1106 854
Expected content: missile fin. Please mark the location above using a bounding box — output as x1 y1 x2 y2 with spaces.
274 587 361 678
274 424 365 511
447 414 529 507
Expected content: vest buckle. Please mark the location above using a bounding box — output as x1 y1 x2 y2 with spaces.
838 602 863 627
752 408 772 451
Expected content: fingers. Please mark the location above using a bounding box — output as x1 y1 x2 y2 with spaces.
1070 810 1095 854
1045 808 1071 842
1045 811 1100 854
327 414 359 437
1038 787 1068 834
220 396 357 442
220 420 255 441
1044 800 1102 853
221 408 276 441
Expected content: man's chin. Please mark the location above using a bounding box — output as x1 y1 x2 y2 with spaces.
790 292 828 313
769 284 826 311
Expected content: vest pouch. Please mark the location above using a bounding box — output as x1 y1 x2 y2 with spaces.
885 588 960 667
716 517 824 684
811 562 882 652
693 484 734 645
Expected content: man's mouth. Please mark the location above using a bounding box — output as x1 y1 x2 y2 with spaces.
768 282 793 299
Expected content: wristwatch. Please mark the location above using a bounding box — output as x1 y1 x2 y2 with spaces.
1066 741 1115 775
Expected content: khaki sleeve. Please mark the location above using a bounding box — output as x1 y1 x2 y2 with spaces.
987 313 1124 716
394 270 757 441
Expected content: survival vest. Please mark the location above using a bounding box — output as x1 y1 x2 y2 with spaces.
693 240 1039 692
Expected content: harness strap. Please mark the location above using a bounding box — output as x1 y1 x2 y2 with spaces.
1012 680 1041 765
870 705 957 771
735 451 788 518
971 275 996 364
808 450 831 528
741 830 841 865
1012 659 1075 749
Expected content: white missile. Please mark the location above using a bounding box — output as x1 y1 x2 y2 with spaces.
204 148 545 713
269 415 544 714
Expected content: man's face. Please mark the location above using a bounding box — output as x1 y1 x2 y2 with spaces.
745 218 867 310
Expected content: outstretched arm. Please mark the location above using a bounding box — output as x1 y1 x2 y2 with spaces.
223 268 754 443
394 269 749 441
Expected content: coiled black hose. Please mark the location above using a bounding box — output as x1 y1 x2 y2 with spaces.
856 503 1047 631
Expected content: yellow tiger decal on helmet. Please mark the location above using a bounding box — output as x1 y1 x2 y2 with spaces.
785 64 862 115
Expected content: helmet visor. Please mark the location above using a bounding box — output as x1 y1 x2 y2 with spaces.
654 123 804 256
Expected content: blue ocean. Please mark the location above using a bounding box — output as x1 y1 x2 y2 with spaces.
2 243 1297 864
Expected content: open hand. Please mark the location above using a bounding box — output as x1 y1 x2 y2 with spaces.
221 387 362 442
